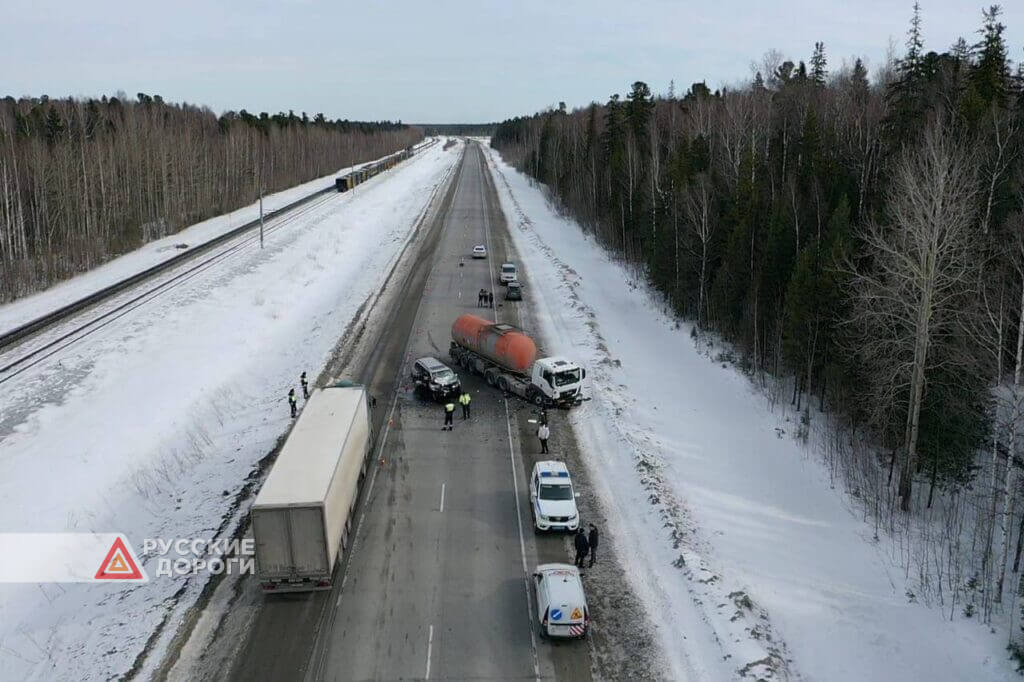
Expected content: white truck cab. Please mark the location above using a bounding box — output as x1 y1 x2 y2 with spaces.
530 356 585 407
533 563 589 639
529 461 580 532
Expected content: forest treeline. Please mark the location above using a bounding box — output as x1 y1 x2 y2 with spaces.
0 93 421 301
493 5 1024 632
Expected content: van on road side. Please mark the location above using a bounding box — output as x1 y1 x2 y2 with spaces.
533 563 589 639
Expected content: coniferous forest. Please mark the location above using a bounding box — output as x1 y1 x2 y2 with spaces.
493 5 1024 636
0 94 421 301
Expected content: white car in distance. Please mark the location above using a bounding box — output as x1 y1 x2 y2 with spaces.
499 262 518 284
472 244 487 259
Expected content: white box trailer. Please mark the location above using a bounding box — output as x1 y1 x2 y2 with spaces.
251 385 370 593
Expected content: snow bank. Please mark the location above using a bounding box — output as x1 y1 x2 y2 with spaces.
483 143 1017 681
0 139 460 681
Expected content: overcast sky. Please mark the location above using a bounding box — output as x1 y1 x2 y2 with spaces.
3 1 1022 123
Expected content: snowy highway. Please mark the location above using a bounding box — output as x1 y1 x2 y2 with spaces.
3 137 1019 682
220 142 603 681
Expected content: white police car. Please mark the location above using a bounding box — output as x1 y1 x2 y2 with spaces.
528 461 580 532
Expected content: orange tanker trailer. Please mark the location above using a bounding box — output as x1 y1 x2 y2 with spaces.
449 314 585 407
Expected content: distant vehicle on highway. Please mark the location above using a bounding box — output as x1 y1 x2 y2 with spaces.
528 460 580 532
450 314 585 407
251 385 371 593
472 244 487 259
499 262 518 284
505 281 522 301
411 356 461 400
533 563 589 639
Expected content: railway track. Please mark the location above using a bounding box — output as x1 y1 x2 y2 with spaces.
0 141 440 386
0 190 342 385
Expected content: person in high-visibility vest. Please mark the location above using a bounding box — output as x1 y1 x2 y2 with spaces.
443 401 455 430
458 391 471 419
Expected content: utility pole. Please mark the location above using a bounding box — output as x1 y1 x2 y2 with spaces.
259 187 265 249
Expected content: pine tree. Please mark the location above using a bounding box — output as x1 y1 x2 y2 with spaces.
851 58 869 101
810 42 828 86
44 106 63 146
971 5 1011 108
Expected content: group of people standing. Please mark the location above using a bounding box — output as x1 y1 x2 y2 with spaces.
574 524 599 568
287 371 310 418
477 289 494 307
442 391 473 430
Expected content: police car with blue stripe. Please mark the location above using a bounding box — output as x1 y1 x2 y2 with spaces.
528 461 580 532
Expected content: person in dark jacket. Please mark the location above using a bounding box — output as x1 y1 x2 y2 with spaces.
288 388 297 418
588 524 599 566
573 527 590 568
300 371 309 399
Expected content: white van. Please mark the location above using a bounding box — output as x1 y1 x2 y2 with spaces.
533 563 589 639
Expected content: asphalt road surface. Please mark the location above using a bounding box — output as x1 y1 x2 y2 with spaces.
225 143 593 682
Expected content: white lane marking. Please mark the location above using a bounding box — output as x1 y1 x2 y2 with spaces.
482 143 541 681
426 624 434 680
331 375 403 614
439 483 446 513
504 400 541 681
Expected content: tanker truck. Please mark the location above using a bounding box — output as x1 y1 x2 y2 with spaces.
449 314 585 407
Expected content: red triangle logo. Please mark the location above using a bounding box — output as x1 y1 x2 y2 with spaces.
95 537 144 580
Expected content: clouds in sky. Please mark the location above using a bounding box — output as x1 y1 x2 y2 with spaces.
2 0 1022 122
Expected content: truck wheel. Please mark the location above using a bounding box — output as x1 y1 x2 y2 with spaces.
533 391 545 406
486 370 497 386
497 376 509 392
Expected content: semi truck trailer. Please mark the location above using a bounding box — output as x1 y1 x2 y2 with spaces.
250 385 371 592
449 314 585 407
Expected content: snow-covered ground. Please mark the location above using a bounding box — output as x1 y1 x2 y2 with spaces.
0 139 460 681
0 138 435 334
483 143 1018 681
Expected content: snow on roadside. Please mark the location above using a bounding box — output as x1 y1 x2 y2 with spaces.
483 143 1017 681
0 139 461 681
0 138 435 334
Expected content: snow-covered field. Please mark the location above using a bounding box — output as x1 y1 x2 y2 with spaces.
0 138 434 334
483 143 1018 681
0 139 460 681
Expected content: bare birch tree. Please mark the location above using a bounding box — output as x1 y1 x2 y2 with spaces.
846 121 982 512
684 173 715 329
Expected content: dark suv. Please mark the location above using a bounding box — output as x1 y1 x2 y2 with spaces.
411 357 461 400
505 281 523 301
